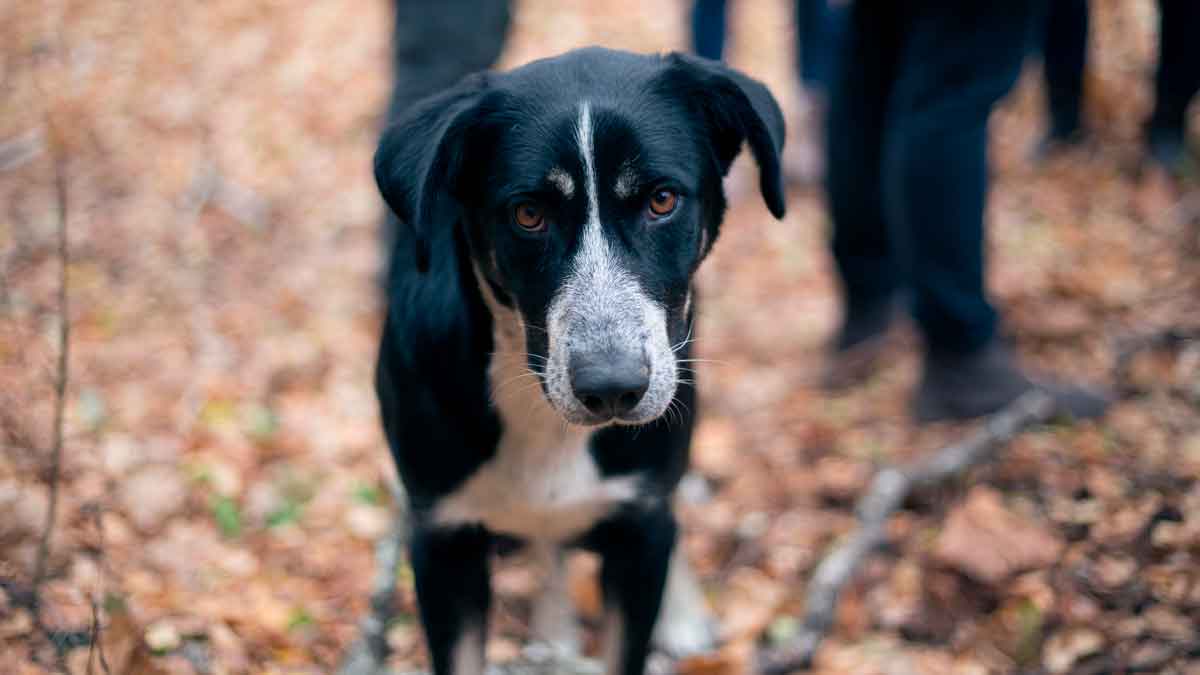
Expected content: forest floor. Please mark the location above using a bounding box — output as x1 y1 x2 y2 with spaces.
2 1 1199 673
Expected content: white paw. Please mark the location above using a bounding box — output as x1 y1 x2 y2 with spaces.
652 547 718 657
652 612 718 657
530 596 581 655
530 546 581 655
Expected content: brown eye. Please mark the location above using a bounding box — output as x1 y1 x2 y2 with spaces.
514 202 545 232
648 189 678 217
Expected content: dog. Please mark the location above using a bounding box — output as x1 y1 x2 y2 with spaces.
373 46 785 675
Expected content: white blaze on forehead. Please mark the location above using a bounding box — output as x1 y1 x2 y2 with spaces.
577 102 600 230
568 101 624 306
547 166 575 198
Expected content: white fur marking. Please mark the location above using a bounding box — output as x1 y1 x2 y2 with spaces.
548 166 575 198
603 610 625 675
431 263 638 540
451 623 484 675
653 548 717 656
530 545 581 652
614 161 639 200
578 102 600 229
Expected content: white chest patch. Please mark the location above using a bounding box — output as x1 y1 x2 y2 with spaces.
431 268 640 541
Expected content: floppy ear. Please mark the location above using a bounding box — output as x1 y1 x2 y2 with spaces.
374 73 493 273
658 53 786 219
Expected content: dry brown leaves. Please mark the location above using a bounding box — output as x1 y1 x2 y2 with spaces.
2 0 1199 673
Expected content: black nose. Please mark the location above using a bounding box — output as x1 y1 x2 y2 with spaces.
570 352 650 419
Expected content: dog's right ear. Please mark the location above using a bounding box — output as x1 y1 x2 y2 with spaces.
374 74 493 273
656 54 786 220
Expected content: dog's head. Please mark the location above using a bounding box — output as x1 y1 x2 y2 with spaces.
376 47 785 426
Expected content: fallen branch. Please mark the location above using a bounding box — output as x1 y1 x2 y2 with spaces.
87 599 112 675
0 127 44 172
337 505 410 675
758 390 1056 673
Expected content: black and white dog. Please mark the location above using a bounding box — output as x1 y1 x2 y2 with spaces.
374 47 785 675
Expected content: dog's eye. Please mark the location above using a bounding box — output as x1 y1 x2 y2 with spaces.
647 189 679 218
513 202 546 232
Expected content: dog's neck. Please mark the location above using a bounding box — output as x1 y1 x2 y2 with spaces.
471 261 591 452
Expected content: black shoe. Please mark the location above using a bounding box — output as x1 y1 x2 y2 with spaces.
823 295 901 390
913 340 1110 423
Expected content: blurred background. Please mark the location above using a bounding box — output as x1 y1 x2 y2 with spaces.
2 1 1198 673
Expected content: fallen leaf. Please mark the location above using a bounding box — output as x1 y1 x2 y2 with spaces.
1042 627 1105 673
144 619 182 653
931 486 1064 584
120 465 188 532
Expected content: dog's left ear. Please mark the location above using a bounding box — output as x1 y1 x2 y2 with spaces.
374 73 497 273
657 53 786 219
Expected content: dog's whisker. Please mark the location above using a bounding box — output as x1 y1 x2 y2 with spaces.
675 357 726 366
668 398 685 429
494 370 541 388
670 321 696 353
673 396 692 420
490 370 548 403
487 351 551 369
493 369 543 390
670 338 697 354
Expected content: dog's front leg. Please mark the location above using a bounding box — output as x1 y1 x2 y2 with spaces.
410 524 491 675
593 506 676 675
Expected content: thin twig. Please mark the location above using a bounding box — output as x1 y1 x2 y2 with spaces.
87 611 95 675
83 599 115 675
758 390 1056 673
32 129 70 597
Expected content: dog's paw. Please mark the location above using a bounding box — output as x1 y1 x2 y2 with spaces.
530 611 581 656
530 567 581 655
653 548 719 657
652 611 719 657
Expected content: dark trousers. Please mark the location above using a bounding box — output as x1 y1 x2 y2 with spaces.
1150 0 1200 144
827 1 1036 356
1041 0 1089 138
387 0 510 120
1043 0 1200 143
691 0 847 92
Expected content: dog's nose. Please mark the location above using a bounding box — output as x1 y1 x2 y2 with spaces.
570 352 650 419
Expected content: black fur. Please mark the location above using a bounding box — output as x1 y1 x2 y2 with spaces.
374 47 785 675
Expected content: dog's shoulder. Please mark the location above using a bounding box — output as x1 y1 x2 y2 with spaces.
376 224 501 503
